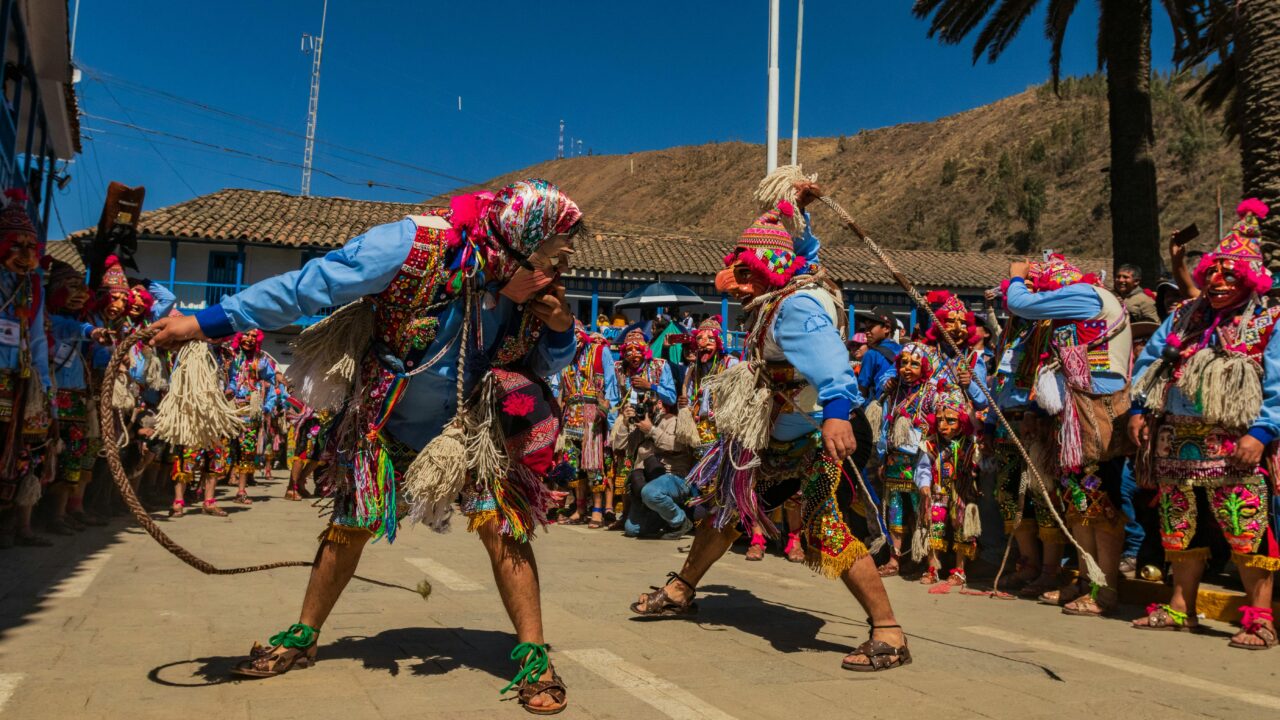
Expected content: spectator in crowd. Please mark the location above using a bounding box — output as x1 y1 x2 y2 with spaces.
1113 263 1159 324
854 306 900 401
614 393 696 539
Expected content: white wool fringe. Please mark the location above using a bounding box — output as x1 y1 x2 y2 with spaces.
754 164 817 236
909 522 929 562
289 300 375 411
961 502 982 540
404 376 511 532
110 372 135 412
1132 357 1168 411
1034 366 1064 415
154 342 242 448
863 400 883 445
888 415 914 450
675 406 701 448
143 347 168 392
1176 350 1263 430
403 423 467 531
15 472 41 506
706 361 772 451
22 375 50 428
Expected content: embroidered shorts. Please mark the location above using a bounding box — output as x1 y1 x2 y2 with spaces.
1157 480 1279 569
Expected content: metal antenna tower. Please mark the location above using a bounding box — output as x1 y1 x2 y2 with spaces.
557 119 565 160
300 0 329 196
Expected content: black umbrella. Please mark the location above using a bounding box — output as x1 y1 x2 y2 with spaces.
613 282 704 309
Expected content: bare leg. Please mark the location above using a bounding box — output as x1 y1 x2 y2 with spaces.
1011 523 1040 581
650 521 740 604
475 522 560 711
841 554 908 665
298 534 369 629
1094 522 1124 590
590 489 605 525
1166 558 1205 618
1231 566 1276 647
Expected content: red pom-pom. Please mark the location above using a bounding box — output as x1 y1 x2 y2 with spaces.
925 289 950 305
1238 198 1270 220
4 188 28 204
776 200 794 218
104 254 121 267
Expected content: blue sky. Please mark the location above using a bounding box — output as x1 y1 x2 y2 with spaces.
57 0 1175 237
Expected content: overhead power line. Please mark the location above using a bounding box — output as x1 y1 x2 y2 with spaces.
81 66 481 188
83 113 453 196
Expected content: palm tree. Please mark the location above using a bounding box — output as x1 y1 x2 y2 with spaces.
1174 1 1280 247
912 0 1172 281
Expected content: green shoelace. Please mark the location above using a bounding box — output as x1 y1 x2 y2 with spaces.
500 642 550 695
269 623 319 650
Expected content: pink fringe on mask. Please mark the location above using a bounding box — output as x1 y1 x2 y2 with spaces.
1238 198 1270 220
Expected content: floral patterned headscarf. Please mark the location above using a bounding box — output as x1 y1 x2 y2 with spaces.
486 179 582 282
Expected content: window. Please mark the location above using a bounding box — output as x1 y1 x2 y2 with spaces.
206 251 238 306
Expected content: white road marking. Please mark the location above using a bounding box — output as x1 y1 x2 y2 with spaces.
0 673 24 713
45 552 112 599
404 557 482 592
961 625 1280 711
562 648 738 720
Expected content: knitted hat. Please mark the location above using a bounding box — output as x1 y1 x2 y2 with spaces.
0 188 34 238
694 315 724 353
45 259 84 312
1193 199 1271 296
929 388 972 434
1025 254 1099 292
897 342 936 382
726 200 806 287
923 289 979 347
99 254 129 296
695 314 723 337
620 327 652 360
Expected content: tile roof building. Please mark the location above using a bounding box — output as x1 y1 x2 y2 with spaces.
67 189 1111 356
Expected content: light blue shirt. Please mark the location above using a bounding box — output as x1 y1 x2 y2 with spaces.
0 269 50 390
198 218 576 449
148 281 176 320
771 292 865 442
48 313 92 391
1003 278 1125 395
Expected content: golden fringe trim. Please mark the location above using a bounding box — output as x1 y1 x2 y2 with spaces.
1037 527 1066 544
954 542 978 561
234 462 257 473
1004 518 1035 535
1165 547 1211 563
319 524 372 546
804 538 870 580
1233 552 1280 572
929 538 947 551
466 510 499 534
171 471 193 485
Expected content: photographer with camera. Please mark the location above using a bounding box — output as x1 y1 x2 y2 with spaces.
611 390 697 539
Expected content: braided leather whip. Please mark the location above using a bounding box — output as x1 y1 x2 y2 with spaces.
100 327 430 598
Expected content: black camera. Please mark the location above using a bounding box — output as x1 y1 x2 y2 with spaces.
627 391 652 424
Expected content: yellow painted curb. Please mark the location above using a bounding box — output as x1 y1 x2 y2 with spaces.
1119 578 1280 623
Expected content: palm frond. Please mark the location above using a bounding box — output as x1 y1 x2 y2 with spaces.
972 0 1042 64
1045 0 1081 91
912 0 1001 45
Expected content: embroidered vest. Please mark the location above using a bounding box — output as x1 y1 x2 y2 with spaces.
616 358 666 399
753 282 845 417
1048 286 1131 378
371 211 454 359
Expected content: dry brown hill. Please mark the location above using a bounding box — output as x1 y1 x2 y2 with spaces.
455 75 1239 261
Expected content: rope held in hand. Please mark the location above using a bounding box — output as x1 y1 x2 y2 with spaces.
101 326 428 598
815 195 1107 591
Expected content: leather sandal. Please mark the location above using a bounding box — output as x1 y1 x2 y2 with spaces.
1229 606 1278 650
1062 585 1118 617
501 642 568 715
202 500 228 517
233 491 253 505
1132 603 1203 632
745 542 766 561
629 572 698 617
842 621 912 672
784 534 805 563
231 623 320 678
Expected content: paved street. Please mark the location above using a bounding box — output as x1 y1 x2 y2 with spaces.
1 476 1277 720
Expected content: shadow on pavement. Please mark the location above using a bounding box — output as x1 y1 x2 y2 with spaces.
630 583 854 655
146 626 521 688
